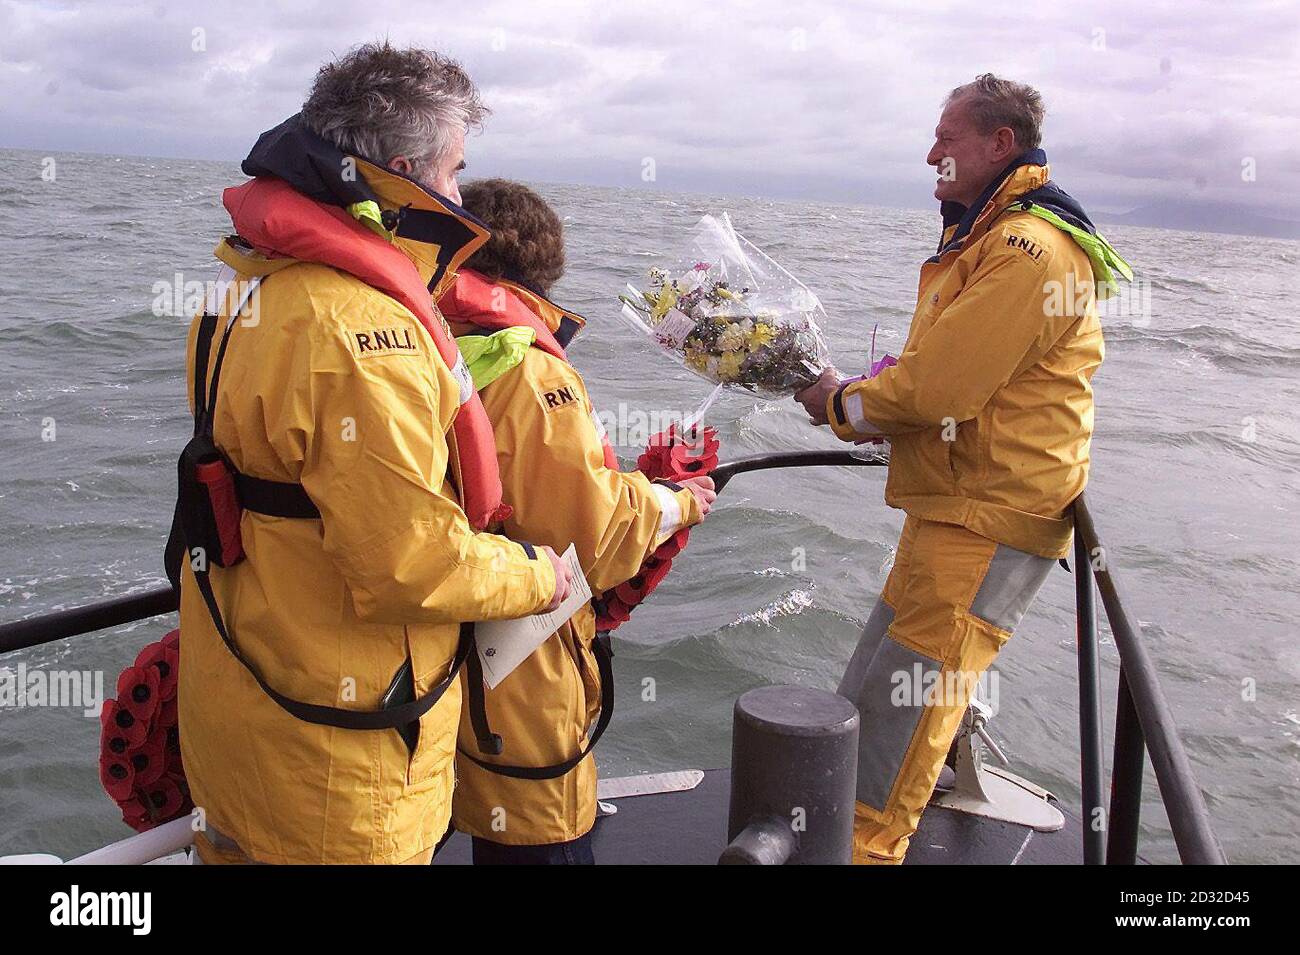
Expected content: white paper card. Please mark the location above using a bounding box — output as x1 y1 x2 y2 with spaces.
653 308 696 348
475 543 592 689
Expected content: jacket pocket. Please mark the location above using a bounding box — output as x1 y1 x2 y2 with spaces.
949 411 988 488
404 625 459 788
563 609 602 735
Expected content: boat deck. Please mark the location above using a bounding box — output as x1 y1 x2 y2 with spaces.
433 768 1084 865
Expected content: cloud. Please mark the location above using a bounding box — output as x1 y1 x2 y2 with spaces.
1 0 1296 215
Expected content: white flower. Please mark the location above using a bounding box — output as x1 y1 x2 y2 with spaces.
716 323 747 352
677 268 706 295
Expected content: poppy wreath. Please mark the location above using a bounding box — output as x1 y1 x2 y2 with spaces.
594 424 719 631
99 628 191 832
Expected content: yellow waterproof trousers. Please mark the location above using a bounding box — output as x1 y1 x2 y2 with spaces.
838 516 1054 864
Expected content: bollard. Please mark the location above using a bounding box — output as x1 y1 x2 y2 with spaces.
720 685 859 865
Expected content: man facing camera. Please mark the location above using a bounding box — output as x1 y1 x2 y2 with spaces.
795 74 1130 864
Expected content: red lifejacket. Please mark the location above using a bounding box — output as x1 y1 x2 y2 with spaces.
222 178 510 529
438 269 619 470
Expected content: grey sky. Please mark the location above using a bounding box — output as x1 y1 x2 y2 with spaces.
2 0 1297 216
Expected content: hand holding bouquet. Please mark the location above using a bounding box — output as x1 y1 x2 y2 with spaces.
619 214 830 400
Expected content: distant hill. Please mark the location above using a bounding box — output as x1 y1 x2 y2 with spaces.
1095 199 1300 241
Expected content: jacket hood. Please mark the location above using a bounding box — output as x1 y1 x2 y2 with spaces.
1012 181 1098 233
1011 181 1134 294
242 113 375 210
440 268 582 361
237 114 489 296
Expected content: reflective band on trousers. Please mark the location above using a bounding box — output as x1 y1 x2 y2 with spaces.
837 540 1053 813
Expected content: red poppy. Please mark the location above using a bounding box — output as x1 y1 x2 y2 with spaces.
615 555 675 606
653 528 692 561
595 595 633 631
101 698 148 750
99 752 136 803
119 796 153 832
128 731 168 788
164 738 185 776
135 641 179 702
156 695 179 730
139 775 185 822
115 663 161 725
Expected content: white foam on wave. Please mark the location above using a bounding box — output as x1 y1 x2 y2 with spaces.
730 588 814 628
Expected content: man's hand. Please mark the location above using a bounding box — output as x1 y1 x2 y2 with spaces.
679 475 717 518
538 544 574 613
793 368 841 426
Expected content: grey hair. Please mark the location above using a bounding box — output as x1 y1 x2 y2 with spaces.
302 42 488 179
945 73 1045 151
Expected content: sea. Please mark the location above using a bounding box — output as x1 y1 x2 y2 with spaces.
1 147 1297 863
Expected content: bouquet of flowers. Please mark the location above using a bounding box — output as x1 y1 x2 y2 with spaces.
619 214 830 400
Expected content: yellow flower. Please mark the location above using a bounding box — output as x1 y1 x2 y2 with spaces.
717 324 747 352
718 351 744 381
651 285 679 322
684 345 709 372
748 323 776 349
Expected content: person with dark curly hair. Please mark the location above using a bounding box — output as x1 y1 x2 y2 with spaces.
438 179 717 864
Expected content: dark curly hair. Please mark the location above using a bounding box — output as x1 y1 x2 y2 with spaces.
460 179 565 294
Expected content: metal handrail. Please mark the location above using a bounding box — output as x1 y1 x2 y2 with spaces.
0 450 885 654
1071 492 1226 864
0 586 178 656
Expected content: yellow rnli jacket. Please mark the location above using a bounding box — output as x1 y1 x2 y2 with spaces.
177 164 555 864
827 155 1112 558
445 277 702 845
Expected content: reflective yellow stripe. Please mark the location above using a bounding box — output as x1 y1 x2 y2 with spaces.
347 200 389 239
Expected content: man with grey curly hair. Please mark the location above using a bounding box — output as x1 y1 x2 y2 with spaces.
301 42 486 204
173 42 573 865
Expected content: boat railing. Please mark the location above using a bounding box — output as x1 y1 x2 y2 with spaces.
1070 493 1225 864
0 452 1225 863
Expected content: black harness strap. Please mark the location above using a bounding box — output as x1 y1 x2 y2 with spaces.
192 314 218 435
187 558 469 730
464 641 503 756
458 632 614 781
234 473 319 519
165 315 222 588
